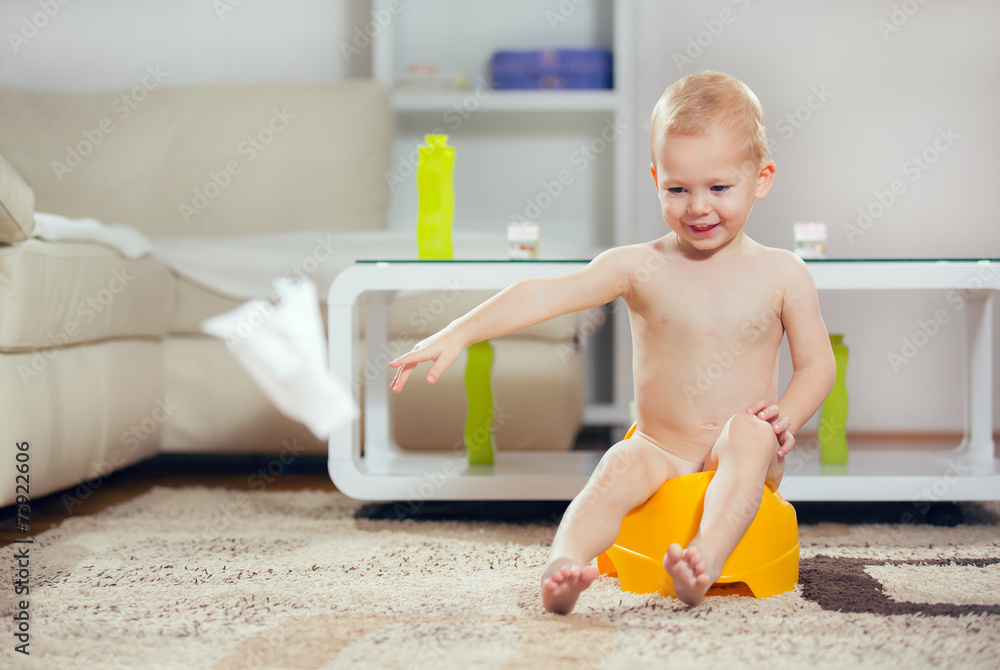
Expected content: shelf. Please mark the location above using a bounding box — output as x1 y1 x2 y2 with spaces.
391 89 621 113
330 441 1000 502
330 450 602 501
330 445 1000 502
779 435 1000 501
807 259 997 290
372 0 636 438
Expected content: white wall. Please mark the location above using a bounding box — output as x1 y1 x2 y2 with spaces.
2 0 998 434
0 0 369 90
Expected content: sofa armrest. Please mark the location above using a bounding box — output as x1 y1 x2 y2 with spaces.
0 152 34 244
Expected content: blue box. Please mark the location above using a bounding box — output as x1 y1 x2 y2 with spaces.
490 49 613 90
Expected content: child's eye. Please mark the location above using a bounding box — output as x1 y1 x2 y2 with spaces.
667 187 685 194
710 185 730 193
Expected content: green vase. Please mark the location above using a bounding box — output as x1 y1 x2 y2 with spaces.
819 334 849 465
416 134 454 260
464 340 495 466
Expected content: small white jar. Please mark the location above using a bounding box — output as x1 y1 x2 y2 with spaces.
793 222 827 259
507 221 540 259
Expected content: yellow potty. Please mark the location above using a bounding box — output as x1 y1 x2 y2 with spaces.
597 423 799 600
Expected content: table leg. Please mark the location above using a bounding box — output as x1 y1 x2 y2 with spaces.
363 291 401 462
328 288 360 468
964 290 994 461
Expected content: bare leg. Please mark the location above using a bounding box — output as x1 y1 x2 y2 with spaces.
663 412 783 606
542 437 677 614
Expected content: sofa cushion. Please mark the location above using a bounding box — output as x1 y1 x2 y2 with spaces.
0 152 34 244
0 81 391 237
0 340 162 505
0 240 174 350
160 336 325 454
169 274 247 335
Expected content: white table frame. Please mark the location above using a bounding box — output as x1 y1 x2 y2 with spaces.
328 260 998 502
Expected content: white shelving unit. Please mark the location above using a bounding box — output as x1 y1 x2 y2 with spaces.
370 0 635 426
390 89 621 113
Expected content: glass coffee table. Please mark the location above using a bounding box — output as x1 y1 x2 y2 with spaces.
328 258 999 502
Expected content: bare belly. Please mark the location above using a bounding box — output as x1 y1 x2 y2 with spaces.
631 354 779 462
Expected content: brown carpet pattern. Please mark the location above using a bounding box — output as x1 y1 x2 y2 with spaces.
800 556 1000 617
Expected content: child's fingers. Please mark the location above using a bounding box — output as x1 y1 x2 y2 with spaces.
756 404 780 421
389 346 457 388
389 349 428 369
746 400 767 415
390 364 414 392
424 350 459 384
777 431 795 456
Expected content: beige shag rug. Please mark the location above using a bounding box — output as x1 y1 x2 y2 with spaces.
2 487 999 669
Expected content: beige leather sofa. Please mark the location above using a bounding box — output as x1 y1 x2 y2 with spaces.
0 81 588 507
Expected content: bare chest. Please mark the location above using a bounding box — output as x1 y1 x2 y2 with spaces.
632 268 786 347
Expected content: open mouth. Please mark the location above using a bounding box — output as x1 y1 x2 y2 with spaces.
688 223 719 237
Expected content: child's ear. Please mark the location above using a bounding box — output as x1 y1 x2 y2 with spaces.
650 163 659 191
755 160 776 199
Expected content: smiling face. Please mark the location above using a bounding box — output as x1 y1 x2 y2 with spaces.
650 126 775 256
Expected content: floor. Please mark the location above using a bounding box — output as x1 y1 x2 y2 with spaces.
0 425 620 549
0 454 337 549
4 430 987 548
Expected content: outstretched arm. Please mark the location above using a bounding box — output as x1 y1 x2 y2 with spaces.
389 247 636 392
750 253 835 456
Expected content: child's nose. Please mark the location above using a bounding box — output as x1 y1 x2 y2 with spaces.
688 191 712 215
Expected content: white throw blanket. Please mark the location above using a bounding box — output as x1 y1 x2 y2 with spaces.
33 212 154 260
33 212 404 301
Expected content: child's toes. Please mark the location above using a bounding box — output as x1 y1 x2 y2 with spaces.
664 543 684 569
672 560 693 583
560 565 580 583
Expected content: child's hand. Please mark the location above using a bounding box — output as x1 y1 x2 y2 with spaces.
746 401 795 457
388 330 462 393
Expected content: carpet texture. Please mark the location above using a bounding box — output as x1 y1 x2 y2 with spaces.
2 487 999 669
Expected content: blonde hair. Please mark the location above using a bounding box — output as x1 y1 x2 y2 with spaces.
649 71 768 168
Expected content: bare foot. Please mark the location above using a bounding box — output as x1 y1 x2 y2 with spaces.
541 558 599 614
663 542 716 606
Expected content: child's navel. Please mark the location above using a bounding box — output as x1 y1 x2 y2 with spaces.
702 421 717 429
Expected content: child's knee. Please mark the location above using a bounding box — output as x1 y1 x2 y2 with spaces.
725 412 778 458
590 443 648 493
594 444 639 480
